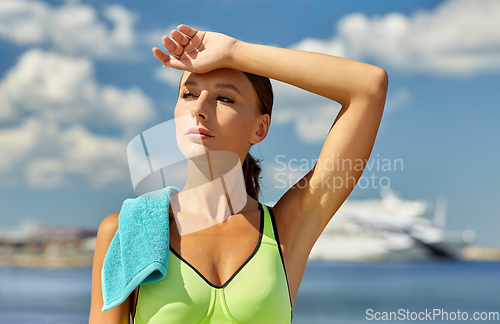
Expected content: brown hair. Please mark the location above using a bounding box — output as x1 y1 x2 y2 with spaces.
242 72 273 201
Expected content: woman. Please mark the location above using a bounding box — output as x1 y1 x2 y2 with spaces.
89 24 387 323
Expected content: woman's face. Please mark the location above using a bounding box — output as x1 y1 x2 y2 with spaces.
174 68 268 164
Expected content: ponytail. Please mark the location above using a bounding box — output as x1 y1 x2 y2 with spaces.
242 150 262 201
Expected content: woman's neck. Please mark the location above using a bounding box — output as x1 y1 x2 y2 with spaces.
170 150 249 236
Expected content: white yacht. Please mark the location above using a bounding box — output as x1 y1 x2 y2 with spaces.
309 188 475 261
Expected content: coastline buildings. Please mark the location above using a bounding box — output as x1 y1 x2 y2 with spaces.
0 219 96 268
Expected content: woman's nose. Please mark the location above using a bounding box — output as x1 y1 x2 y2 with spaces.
191 108 206 120
191 94 210 121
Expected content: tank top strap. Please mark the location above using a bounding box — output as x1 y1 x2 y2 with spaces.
260 204 278 246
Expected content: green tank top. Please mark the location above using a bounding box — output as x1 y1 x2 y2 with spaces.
133 203 293 324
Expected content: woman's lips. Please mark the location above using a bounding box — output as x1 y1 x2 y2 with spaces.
185 127 214 141
186 133 213 141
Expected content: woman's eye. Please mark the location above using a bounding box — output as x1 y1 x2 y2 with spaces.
181 92 196 99
217 96 234 103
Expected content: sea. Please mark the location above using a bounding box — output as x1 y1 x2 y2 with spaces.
0 260 499 324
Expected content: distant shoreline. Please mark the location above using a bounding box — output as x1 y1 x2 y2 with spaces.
0 251 94 268
1 245 499 268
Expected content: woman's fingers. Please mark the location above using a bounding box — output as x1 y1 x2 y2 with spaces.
177 24 199 38
171 30 190 47
162 35 183 57
176 24 205 56
152 24 203 70
183 31 206 56
153 47 189 70
172 25 204 57
152 47 171 65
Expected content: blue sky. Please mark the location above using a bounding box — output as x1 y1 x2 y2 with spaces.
0 0 499 246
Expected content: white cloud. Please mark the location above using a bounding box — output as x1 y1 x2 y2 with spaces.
154 68 184 88
59 124 129 188
291 0 500 75
271 0 500 143
26 158 65 189
270 82 411 144
0 118 129 190
0 0 136 58
0 48 154 135
270 79 342 144
384 88 411 114
144 26 178 48
0 118 40 172
0 1 158 190
0 0 48 44
0 49 154 189
294 104 341 144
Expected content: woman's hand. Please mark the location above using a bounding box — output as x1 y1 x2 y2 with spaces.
153 24 238 74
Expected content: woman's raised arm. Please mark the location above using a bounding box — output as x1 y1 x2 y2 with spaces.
230 39 388 244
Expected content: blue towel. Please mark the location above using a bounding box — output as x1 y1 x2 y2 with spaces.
101 185 180 312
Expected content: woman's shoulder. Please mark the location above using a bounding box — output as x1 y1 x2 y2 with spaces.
93 213 120 271
90 212 131 322
97 212 120 242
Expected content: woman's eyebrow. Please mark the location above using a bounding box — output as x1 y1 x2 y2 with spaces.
180 80 197 93
215 83 242 95
182 80 242 96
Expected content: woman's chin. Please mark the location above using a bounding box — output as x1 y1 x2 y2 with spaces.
180 142 211 160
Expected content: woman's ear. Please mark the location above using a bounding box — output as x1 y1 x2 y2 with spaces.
251 114 270 144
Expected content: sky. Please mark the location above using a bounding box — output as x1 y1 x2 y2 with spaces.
0 0 499 246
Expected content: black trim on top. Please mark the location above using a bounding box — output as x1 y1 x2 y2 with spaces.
133 285 140 320
169 203 264 289
267 205 294 320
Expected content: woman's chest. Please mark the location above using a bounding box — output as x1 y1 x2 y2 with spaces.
134 244 291 324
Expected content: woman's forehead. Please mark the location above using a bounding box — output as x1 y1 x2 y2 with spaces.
181 69 252 91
